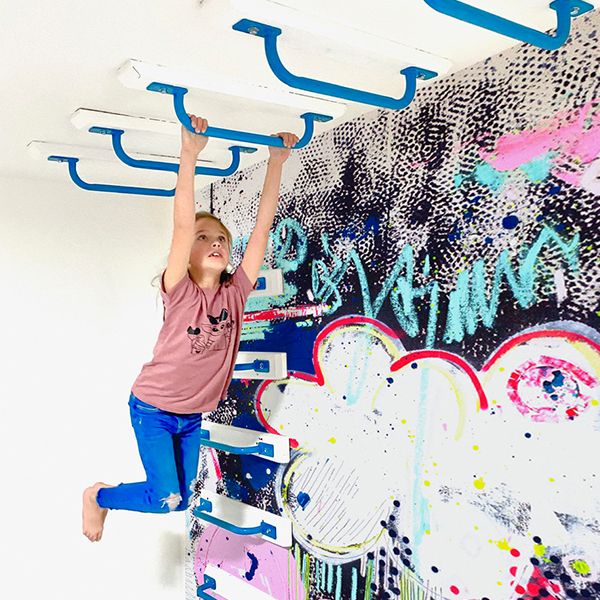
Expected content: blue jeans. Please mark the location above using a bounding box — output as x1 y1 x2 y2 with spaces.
96 392 203 513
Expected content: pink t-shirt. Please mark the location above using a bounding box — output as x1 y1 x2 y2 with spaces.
131 267 254 414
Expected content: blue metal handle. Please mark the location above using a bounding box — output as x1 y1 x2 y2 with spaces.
234 359 270 373
88 127 257 176
193 498 277 539
146 82 332 148
422 0 593 50
47 156 175 197
232 20 437 110
197 575 217 599
200 428 275 457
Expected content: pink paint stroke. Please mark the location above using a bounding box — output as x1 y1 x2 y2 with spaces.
479 100 600 184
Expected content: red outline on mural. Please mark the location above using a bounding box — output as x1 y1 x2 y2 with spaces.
390 350 489 410
254 321 600 440
482 329 600 372
255 316 403 446
254 316 489 443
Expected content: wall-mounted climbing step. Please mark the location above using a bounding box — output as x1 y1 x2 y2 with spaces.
233 351 287 379
200 421 290 463
250 268 284 298
193 491 292 547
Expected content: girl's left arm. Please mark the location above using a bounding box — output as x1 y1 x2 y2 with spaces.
241 132 299 285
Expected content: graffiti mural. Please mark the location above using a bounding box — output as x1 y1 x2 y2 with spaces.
187 10 600 600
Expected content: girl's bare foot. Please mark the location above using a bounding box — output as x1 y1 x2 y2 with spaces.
82 482 113 542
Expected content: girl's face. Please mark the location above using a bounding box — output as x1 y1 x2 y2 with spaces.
190 218 231 273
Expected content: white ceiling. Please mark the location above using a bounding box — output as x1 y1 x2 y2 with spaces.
2 0 598 191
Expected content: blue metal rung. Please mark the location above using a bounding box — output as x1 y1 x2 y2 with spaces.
88 126 257 176
146 82 332 148
232 19 438 110
197 575 217 600
47 155 176 197
255 276 267 291
234 359 270 373
200 428 275 457
194 498 277 539
422 0 593 51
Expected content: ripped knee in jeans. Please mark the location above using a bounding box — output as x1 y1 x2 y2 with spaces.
160 492 182 511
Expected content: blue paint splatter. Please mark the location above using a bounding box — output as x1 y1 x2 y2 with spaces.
448 221 462 241
502 214 520 229
341 213 380 241
297 492 311 509
245 552 259 581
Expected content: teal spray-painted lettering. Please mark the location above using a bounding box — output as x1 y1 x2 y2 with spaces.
443 227 579 343
239 216 578 348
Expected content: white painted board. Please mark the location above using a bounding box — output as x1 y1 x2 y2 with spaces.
201 421 290 464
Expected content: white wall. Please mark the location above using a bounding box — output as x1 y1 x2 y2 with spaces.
0 174 203 599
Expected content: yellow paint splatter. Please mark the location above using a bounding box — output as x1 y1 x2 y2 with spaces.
424 480 431 487
571 560 590 575
328 437 336 444
474 477 486 490
495 539 511 551
549 477 555 483
592 399 599 406
534 543 546 557
473 445 479 451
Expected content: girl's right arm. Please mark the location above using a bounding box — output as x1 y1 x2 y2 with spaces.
163 115 209 294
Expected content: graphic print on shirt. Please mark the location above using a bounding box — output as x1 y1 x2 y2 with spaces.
186 308 233 355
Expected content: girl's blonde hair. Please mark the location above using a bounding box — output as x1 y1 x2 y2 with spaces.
194 211 234 286
153 211 234 289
